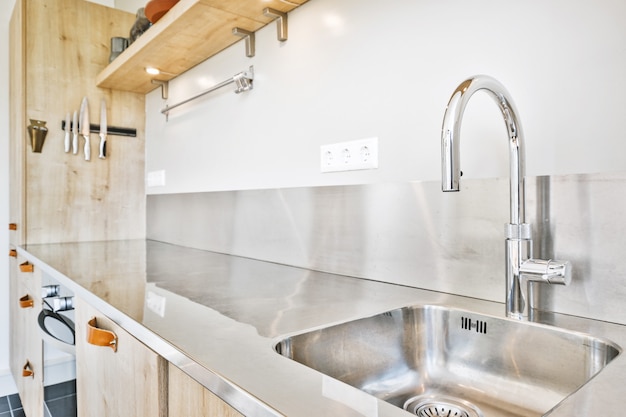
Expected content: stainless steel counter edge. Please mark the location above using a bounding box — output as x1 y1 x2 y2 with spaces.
16 245 283 417
16 241 626 416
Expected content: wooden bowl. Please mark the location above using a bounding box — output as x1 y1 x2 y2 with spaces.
145 0 180 23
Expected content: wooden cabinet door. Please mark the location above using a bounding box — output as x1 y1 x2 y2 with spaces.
74 298 167 417
9 256 43 417
168 364 244 417
8 0 25 248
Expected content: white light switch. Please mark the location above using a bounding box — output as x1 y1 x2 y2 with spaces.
146 170 166 187
146 291 166 317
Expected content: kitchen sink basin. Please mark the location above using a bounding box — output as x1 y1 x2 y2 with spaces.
275 305 620 416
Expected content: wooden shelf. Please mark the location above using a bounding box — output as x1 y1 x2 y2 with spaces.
96 0 307 94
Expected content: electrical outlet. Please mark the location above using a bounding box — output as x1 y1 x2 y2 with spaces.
320 137 378 173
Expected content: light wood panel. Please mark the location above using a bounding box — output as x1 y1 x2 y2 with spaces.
9 256 43 417
75 298 168 417
9 0 25 246
22 0 146 244
168 364 244 417
96 0 309 93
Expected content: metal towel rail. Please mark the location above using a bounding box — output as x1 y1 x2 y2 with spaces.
161 66 254 119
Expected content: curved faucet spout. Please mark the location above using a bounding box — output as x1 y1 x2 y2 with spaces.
441 75 526 226
440 75 570 320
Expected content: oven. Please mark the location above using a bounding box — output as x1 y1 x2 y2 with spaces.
39 272 77 417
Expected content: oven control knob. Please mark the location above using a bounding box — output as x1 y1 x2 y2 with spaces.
41 285 60 298
52 296 74 312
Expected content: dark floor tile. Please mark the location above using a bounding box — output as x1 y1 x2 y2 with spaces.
44 380 77 401
12 408 26 417
7 394 22 410
46 394 77 417
0 397 9 413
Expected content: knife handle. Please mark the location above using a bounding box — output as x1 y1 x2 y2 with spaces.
99 134 106 159
84 135 91 161
64 131 70 153
72 133 78 154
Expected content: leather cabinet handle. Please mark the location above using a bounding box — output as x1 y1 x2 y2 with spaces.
9 249 17 258
19 262 34 273
86 317 117 352
22 361 34 378
9 223 17 231
19 294 34 309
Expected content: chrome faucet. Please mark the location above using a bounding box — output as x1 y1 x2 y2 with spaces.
440 75 571 320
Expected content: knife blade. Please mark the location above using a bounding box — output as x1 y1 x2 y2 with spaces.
72 110 78 154
79 97 90 161
99 99 107 159
64 112 70 153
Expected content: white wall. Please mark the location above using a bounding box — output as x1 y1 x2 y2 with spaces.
87 0 114 7
114 0 144 14
0 0 16 398
146 0 626 195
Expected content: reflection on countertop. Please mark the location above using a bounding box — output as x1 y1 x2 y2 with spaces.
20 239 626 417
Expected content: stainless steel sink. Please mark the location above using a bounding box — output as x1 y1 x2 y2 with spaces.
275 305 620 417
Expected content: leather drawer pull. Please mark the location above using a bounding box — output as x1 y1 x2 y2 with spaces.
9 249 17 257
19 262 34 273
22 361 34 378
9 223 17 230
86 317 117 352
19 294 34 309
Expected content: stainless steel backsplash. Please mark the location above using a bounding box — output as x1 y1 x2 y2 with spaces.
147 172 626 325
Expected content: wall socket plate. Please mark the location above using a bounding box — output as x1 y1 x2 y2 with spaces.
320 137 379 173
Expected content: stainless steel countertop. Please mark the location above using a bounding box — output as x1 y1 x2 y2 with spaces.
19 240 626 416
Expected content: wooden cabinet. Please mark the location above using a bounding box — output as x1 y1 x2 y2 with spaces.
9 256 43 417
97 0 309 94
8 0 146 247
75 298 168 417
8 0 25 249
8 0 146 411
168 364 244 417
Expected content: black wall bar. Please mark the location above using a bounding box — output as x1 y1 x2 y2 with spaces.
61 121 137 138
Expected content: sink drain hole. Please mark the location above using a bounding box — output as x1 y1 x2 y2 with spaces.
404 395 484 417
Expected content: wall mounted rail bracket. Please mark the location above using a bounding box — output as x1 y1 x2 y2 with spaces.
151 80 169 100
232 28 255 57
161 66 254 120
263 8 288 41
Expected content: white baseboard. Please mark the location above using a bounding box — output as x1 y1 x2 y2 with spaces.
0 368 17 397
44 357 76 386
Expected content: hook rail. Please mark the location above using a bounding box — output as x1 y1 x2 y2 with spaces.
161 66 254 118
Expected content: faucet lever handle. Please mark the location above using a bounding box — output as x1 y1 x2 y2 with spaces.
520 259 572 286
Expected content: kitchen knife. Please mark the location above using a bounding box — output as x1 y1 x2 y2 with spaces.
64 112 70 153
72 110 78 154
99 99 107 159
79 97 90 161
